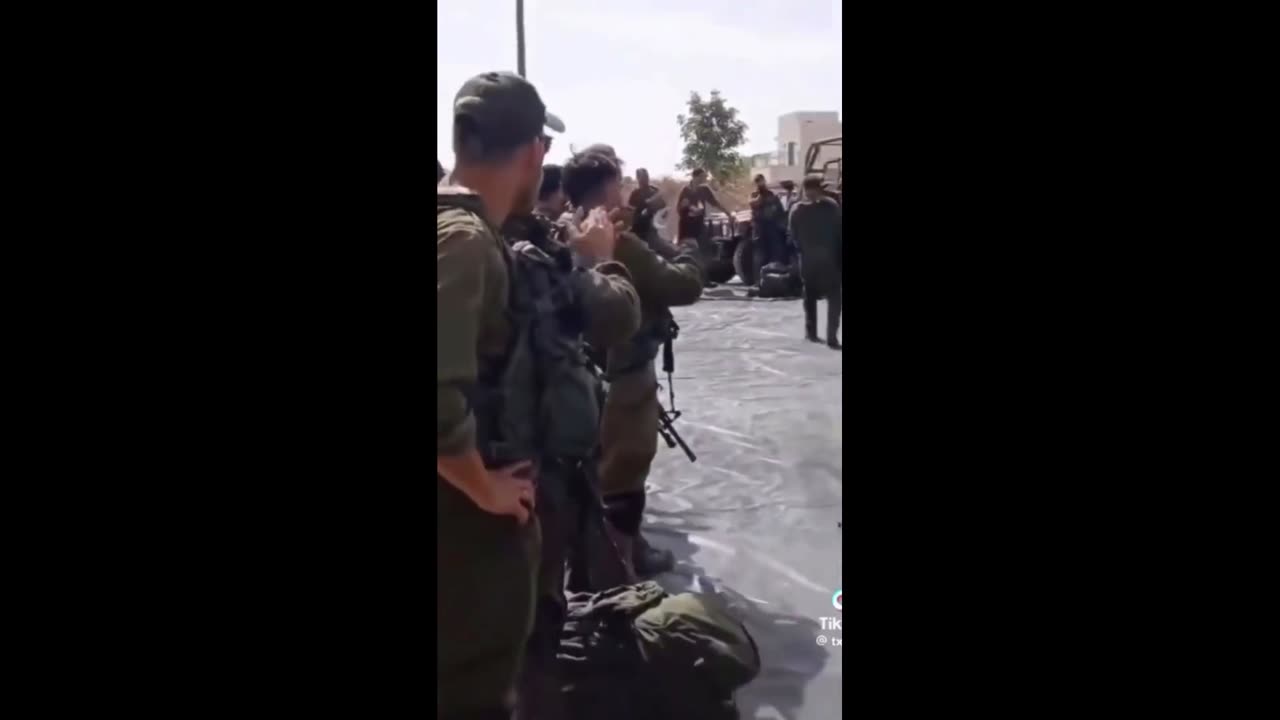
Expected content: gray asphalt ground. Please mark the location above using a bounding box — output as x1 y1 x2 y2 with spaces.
641 279 843 720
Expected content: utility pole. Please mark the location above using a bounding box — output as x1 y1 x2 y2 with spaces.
516 0 526 77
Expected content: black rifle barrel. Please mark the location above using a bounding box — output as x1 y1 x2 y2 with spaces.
657 403 696 462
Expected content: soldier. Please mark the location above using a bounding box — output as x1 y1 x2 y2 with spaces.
563 151 706 578
501 166 642 720
534 163 567 220
778 179 799 213
572 147 675 260
749 173 787 273
787 175 843 350
437 70 563 720
628 167 666 245
676 168 731 258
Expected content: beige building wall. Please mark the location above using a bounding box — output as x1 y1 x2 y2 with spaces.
752 111 842 186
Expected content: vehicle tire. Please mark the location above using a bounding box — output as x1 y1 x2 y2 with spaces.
706 256 737 281
705 258 735 285
702 237 736 285
733 236 757 286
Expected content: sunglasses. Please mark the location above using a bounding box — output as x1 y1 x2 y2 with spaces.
541 135 554 153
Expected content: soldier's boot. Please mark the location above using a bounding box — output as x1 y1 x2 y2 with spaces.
632 533 676 577
804 315 820 343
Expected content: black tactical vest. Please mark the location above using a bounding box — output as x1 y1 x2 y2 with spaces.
474 213 605 464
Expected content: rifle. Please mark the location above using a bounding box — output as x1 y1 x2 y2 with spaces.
657 400 696 463
658 327 697 463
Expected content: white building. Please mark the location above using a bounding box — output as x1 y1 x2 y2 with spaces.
748 111 842 186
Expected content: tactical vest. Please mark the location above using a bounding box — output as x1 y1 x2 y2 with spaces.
474 214 605 464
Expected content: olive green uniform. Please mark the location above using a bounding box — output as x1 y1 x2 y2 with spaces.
598 232 704 537
787 197 843 342
437 187 540 717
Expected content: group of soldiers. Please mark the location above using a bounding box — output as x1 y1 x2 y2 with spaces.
437 70 843 719
437 71 704 720
745 173 844 349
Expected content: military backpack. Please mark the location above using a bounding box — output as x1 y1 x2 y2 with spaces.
557 581 762 720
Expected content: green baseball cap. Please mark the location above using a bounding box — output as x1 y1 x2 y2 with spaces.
453 71 564 148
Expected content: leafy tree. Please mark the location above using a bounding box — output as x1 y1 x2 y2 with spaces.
676 90 749 183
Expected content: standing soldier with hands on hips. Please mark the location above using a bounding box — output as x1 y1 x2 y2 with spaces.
436 70 563 720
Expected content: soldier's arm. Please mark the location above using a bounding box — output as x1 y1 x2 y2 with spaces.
703 187 731 215
436 223 508 504
615 231 704 308
574 262 642 348
437 225 488 457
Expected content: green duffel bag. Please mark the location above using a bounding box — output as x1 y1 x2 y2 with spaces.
558 581 761 720
634 592 762 693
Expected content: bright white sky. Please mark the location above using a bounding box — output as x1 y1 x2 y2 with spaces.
438 0 842 179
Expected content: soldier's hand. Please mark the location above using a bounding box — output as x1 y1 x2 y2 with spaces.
608 206 634 231
570 208 617 263
475 460 536 524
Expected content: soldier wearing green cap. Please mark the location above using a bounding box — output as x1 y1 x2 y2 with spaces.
436 70 565 719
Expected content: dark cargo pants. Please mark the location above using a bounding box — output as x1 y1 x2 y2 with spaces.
803 279 842 342
438 478 540 718
754 226 786 269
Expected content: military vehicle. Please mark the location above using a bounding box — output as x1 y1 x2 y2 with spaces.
804 135 842 189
